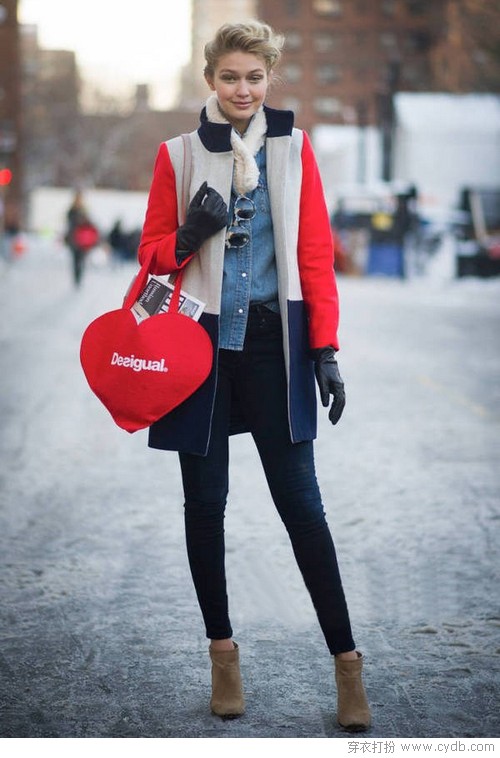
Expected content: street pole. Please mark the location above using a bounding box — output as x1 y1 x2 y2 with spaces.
357 100 367 185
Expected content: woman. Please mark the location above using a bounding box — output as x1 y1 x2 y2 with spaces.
139 20 371 731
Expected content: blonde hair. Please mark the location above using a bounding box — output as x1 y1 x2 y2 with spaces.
204 20 284 77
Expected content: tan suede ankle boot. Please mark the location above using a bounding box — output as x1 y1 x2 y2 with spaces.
334 652 371 731
209 642 245 718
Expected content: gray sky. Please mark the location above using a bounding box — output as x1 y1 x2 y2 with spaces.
19 0 192 108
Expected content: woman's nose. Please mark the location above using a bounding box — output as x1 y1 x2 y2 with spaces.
236 79 250 95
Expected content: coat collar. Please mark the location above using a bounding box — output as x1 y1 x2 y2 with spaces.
197 104 294 152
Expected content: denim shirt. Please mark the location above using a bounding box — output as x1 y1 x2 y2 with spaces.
219 145 279 351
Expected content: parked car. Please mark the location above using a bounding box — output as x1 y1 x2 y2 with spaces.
455 187 500 278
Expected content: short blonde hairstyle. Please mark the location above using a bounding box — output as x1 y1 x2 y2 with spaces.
204 20 284 77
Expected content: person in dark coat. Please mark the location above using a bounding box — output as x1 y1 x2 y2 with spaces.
65 191 98 286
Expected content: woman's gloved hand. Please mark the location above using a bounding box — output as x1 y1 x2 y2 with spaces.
311 346 346 425
176 181 228 262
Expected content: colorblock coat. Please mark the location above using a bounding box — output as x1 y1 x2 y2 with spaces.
138 105 340 456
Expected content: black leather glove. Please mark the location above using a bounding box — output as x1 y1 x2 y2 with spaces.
311 346 346 425
176 181 228 262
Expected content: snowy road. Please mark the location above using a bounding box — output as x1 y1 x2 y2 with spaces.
0 239 499 739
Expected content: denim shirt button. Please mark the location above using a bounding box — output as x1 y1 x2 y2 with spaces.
238 308 244 314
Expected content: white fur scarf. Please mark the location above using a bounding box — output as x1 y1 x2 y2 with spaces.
205 93 267 195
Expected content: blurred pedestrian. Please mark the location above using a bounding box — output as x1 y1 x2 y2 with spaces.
139 20 370 731
125 228 142 261
65 191 99 286
108 219 128 264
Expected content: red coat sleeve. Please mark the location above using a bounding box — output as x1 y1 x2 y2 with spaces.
297 131 340 351
138 142 194 274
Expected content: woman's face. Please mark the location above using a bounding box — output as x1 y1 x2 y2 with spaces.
205 51 270 133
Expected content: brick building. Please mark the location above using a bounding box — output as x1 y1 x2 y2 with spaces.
183 1 500 133
0 0 22 229
21 25 197 194
257 0 443 133
79 91 198 191
15 0 500 201
21 25 81 188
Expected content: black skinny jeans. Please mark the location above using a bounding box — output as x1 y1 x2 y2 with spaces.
179 307 355 655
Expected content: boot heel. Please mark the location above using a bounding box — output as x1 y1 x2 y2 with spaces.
209 642 245 719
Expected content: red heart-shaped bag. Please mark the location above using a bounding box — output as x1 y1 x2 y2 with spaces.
80 250 212 432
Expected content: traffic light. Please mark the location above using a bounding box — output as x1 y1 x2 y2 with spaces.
0 168 12 186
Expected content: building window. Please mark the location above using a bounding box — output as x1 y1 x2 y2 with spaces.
316 63 341 84
406 0 426 14
283 63 302 84
314 97 342 116
382 0 397 15
314 31 338 53
473 49 488 66
405 30 431 52
355 62 370 78
380 32 398 50
285 0 300 15
313 0 342 17
285 30 302 51
402 63 425 84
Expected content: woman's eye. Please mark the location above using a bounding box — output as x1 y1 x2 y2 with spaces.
220 75 263 83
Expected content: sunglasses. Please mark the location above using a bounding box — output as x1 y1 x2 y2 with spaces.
225 195 256 249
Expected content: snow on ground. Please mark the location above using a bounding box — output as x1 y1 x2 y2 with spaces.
0 233 499 738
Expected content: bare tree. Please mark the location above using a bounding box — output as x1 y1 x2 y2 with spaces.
430 0 500 92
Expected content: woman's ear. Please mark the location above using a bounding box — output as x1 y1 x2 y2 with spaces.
204 74 215 91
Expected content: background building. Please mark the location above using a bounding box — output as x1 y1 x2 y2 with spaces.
178 0 500 190
258 1 500 132
20 23 197 196
0 0 22 230
21 24 81 189
8 0 500 229
253 0 500 183
180 0 257 107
